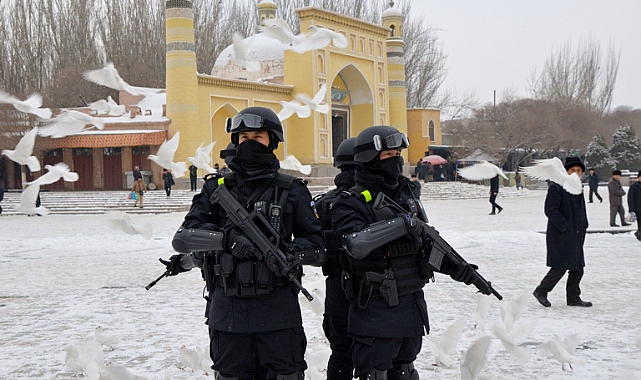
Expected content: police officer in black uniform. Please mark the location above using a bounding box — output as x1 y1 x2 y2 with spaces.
331 126 477 379
162 107 324 380
314 137 358 380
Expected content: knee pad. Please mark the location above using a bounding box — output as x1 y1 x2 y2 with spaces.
360 369 387 380
390 363 418 380
276 372 304 380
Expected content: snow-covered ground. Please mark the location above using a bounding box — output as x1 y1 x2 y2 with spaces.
1 189 640 379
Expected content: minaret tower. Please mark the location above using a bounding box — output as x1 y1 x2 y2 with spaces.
165 0 199 172
258 0 277 26
382 2 409 140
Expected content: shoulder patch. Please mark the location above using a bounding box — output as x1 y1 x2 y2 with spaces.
203 173 221 181
294 178 308 186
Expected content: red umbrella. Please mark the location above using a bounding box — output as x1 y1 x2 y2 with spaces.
422 155 448 165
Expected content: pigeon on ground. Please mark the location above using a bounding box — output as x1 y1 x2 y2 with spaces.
195 346 214 375
259 18 304 47
148 132 187 177
94 326 119 350
299 288 325 316
82 63 146 96
64 340 104 380
460 336 492 380
280 155 312 175
474 293 493 332
305 336 331 380
107 212 153 240
88 96 126 117
425 318 466 367
0 91 52 119
16 182 49 216
31 163 79 186
539 334 586 370
1 127 41 172
99 364 147 380
520 157 583 195
179 346 201 372
231 32 261 72
492 321 535 364
277 99 311 121
295 84 329 114
187 141 217 174
458 161 509 181
294 25 348 53
38 109 105 138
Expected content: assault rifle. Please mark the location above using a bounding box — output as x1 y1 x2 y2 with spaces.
209 183 314 301
373 192 503 300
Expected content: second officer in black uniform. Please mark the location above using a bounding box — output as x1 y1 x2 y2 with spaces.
164 107 324 380
331 126 477 379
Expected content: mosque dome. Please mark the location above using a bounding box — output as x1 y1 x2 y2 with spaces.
382 7 403 18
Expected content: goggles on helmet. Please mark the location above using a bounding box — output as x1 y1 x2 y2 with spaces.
225 113 267 133
373 132 409 151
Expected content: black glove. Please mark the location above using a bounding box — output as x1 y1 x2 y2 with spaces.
450 262 479 285
402 214 429 240
159 254 190 276
225 229 257 260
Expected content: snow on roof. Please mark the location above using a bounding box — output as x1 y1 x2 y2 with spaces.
69 129 165 135
258 0 276 5
213 33 289 70
382 7 403 18
103 91 168 125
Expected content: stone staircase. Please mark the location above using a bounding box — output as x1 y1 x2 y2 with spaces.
418 181 534 200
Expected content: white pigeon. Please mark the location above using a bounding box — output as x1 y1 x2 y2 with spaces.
492 321 535 364
277 99 311 121
99 364 147 380
195 346 214 375
147 132 187 177
259 18 304 47
0 91 52 119
520 157 583 195
294 25 348 53
295 84 329 114
82 62 145 96
38 109 105 138
179 346 202 372
474 293 493 332
424 318 466 367
280 155 312 175
31 163 79 186
457 161 509 181
107 211 153 240
88 96 126 117
499 292 530 330
299 288 325 316
1 127 41 171
94 326 119 350
187 141 217 174
231 32 261 72
305 336 331 380
460 336 492 380
539 334 586 370
16 182 49 216
64 340 104 380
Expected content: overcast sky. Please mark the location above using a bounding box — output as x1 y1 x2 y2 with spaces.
410 0 641 110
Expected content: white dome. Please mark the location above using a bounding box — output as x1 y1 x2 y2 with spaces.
212 34 289 80
258 0 276 5
382 8 403 18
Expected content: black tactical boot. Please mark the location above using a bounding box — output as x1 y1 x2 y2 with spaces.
389 363 419 380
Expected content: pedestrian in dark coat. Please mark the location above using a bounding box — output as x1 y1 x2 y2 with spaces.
533 156 592 308
189 164 198 191
132 166 142 181
409 174 421 199
0 182 4 214
587 168 602 203
608 170 630 227
627 170 641 240
162 169 175 197
489 174 503 214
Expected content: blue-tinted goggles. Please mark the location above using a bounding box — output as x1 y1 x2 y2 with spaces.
373 132 409 151
225 114 266 133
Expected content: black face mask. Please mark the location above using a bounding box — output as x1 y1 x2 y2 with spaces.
364 156 404 182
235 139 277 171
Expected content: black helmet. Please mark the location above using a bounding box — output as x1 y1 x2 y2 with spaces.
226 107 284 149
220 142 236 165
334 137 358 168
353 125 409 163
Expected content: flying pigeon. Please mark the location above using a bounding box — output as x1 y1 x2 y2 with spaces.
280 155 312 175
277 99 311 121
107 211 153 240
82 62 147 96
458 161 509 181
99 364 147 380
187 141 217 174
179 346 202 373
88 96 126 116
460 336 492 380
474 293 493 332
16 182 49 216
31 163 79 186
147 132 187 177
299 288 325 316
539 334 586 370
259 18 304 47
294 25 348 53
38 109 105 138
492 321 535 364
424 318 466 367
64 340 104 380
94 326 119 350
295 84 329 114
231 32 261 72
520 157 583 195
499 292 530 330
1 127 41 172
0 91 52 119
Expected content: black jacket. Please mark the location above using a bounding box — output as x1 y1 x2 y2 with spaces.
544 182 588 270
628 181 641 214
181 160 323 333
331 169 429 338
588 173 599 189
490 175 500 193
163 172 175 187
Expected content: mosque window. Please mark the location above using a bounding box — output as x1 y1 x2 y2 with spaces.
317 54 325 74
429 120 435 141
44 148 62 157
390 24 395 37
378 65 384 84
369 40 374 56
359 38 365 54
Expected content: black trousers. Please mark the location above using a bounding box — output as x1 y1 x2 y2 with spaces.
535 268 584 303
323 314 353 380
165 185 172 197
210 327 307 380
589 187 602 202
190 176 197 191
610 205 625 225
351 335 421 377
489 193 502 213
